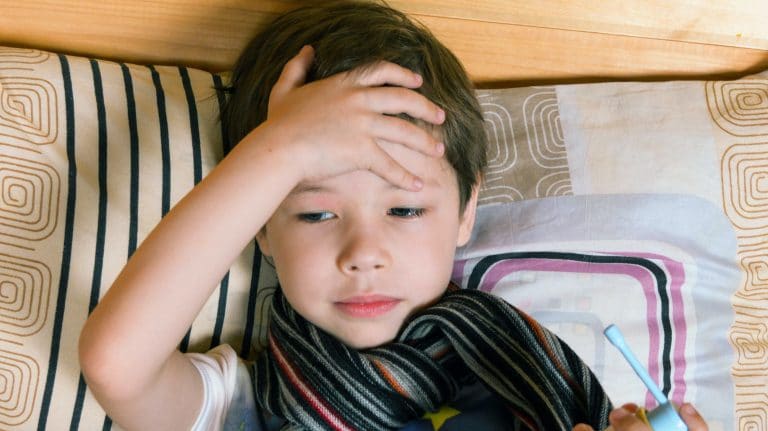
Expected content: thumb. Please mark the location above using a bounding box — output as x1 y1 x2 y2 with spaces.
572 424 594 431
271 45 315 102
679 403 708 430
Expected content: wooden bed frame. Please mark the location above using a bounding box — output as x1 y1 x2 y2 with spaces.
2 0 768 86
1 2 765 429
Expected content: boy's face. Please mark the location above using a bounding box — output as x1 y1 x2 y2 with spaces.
257 143 478 349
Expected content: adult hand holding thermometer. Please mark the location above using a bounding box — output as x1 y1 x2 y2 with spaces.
604 324 687 431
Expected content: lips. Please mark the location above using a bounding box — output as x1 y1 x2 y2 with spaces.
335 295 401 318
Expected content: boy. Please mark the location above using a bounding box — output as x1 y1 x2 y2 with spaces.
79 2 705 430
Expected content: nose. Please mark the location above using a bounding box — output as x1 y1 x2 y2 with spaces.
336 224 391 275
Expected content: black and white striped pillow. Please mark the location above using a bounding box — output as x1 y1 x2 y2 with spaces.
0 46 276 430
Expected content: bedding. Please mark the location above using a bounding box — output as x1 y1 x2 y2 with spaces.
0 44 764 429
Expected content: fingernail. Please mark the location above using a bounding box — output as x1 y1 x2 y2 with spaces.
438 109 445 122
621 403 639 414
611 407 631 421
412 177 424 190
682 404 697 416
436 142 445 156
414 73 423 85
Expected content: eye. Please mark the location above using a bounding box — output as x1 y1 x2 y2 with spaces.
387 207 426 218
298 212 335 223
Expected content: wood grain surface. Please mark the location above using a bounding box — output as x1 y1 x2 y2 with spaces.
1 0 767 85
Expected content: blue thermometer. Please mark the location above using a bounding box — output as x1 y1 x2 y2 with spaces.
604 325 687 430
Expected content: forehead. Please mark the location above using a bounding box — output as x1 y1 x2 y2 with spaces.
289 145 458 199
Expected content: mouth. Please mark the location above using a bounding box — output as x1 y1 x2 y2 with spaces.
334 295 401 318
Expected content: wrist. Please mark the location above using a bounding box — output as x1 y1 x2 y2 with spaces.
234 120 305 188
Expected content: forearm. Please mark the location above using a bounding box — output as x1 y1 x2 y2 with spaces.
79 124 298 397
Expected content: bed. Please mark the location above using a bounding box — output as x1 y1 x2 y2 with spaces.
1 1 767 429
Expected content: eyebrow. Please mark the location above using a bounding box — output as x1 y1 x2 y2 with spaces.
289 184 330 196
288 178 440 197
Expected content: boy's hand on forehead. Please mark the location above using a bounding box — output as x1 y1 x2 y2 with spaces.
265 45 446 191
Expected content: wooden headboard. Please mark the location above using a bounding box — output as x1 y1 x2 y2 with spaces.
1 0 768 86
0 3 766 430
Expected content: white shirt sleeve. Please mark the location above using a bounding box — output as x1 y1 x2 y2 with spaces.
187 344 241 431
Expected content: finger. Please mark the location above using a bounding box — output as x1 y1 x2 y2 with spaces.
354 61 424 89
271 45 315 101
572 424 594 431
371 115 444 157
609 407 650 430
366 145 424 191
679 404 708 431
363 86 445 125
620 403 639 413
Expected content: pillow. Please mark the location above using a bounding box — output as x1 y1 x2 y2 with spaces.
0 46 274 429
0 45 762 429
458 81 768 430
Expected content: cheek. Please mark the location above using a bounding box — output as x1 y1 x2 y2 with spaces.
404 217 460 277
430 214 462 254
272 242 329 316
269 228 325 282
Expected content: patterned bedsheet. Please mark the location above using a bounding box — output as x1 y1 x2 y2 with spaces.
0 46 764 429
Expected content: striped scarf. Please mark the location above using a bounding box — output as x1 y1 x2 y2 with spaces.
251 287 612 430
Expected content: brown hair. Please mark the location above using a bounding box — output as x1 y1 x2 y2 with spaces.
221 0 487 210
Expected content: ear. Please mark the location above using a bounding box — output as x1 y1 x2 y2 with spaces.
456 181 480 247
255 227 273 256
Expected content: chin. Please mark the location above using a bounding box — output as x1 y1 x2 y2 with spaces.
342 332 397 350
